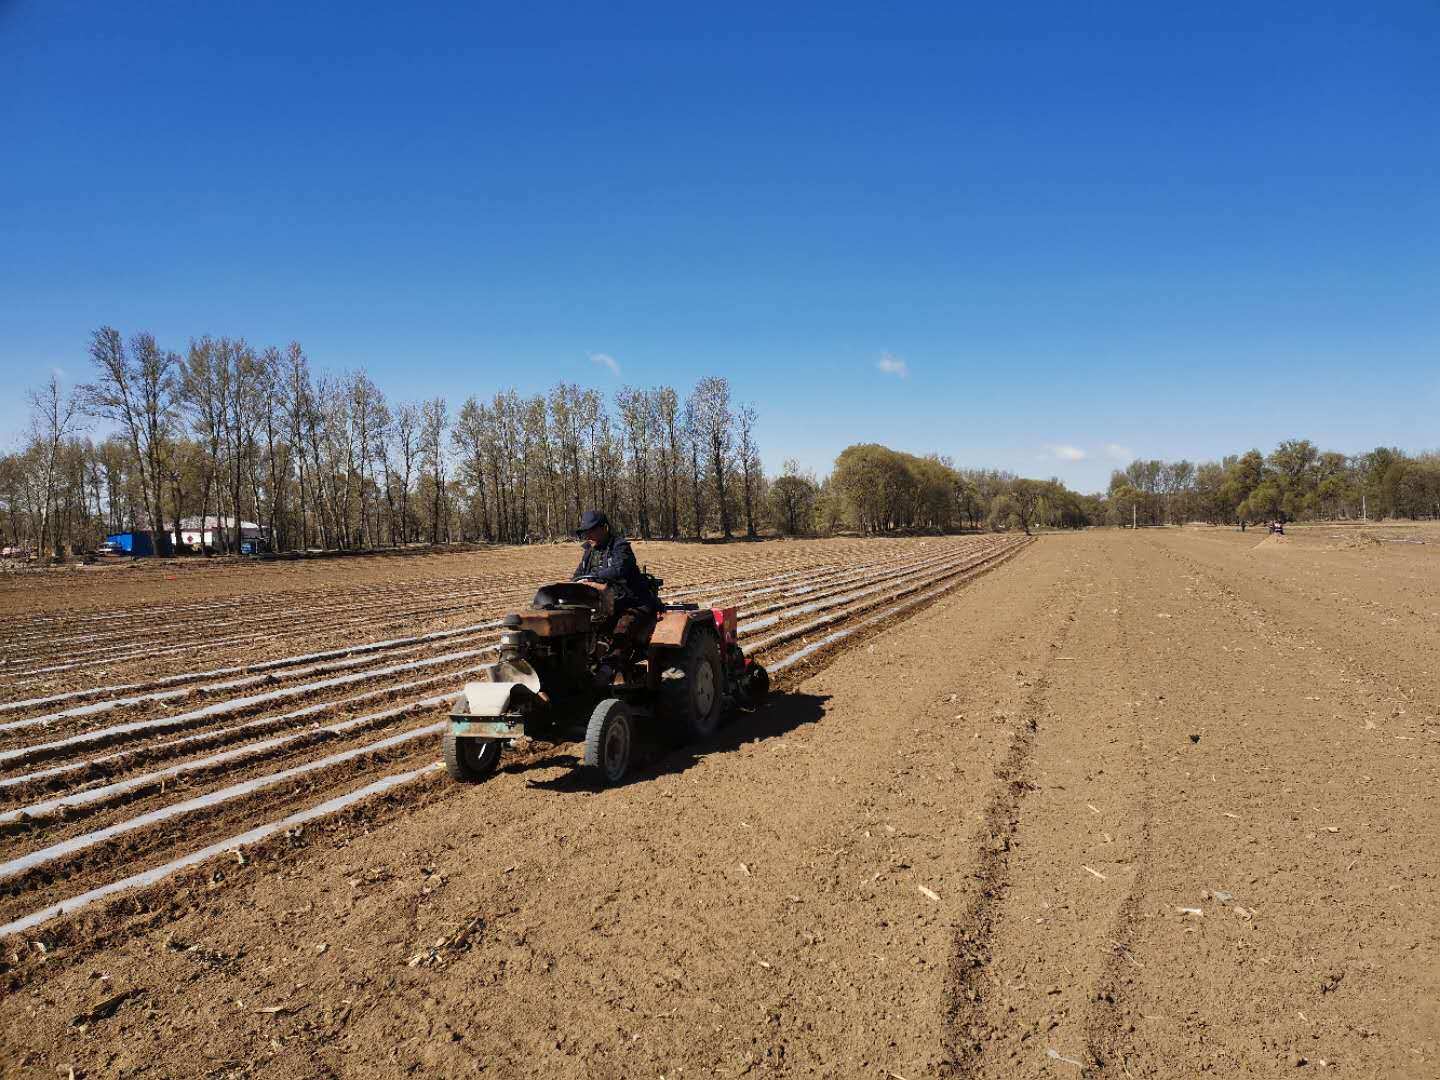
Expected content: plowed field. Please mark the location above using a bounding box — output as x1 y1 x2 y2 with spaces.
2 527 1437 1078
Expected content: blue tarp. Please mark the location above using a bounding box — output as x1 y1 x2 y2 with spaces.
106 531 172 557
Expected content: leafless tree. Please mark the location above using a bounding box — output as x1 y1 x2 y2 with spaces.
394 401 421 543
736 401 760 538
654 386 682 539
13 332 775 553
683 393 705 538
690 376 734 537
421 396 449 543
80 328 178 555
27 374 84 558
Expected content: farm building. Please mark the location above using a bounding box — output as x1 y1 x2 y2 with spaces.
179 516 271 554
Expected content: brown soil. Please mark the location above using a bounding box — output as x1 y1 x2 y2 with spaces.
3 528 1438 1078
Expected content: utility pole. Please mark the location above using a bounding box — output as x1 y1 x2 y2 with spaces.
1362 492 1367 522
1132 503 1137 530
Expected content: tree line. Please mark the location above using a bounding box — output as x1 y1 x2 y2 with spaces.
0 327 767 558
1105 441 1440 526
809 444 1100 536
8 332 1431 560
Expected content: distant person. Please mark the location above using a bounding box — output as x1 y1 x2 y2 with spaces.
572 510 660 685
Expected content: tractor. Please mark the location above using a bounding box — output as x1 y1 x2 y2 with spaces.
444 578 770 785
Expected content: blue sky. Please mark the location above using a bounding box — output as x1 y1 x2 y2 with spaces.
2 1 1435 492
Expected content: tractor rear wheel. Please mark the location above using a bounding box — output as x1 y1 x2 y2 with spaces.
584 698 634 784
443 733 502 782
661 626 723 740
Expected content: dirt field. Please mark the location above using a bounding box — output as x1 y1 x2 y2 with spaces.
2 527 1437 1078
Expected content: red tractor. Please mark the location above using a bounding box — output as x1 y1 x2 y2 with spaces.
445 580 769 785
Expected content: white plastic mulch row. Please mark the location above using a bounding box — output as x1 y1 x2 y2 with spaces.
767 539 1029 673
737 546 979 630
0 648 491 768
1 586 510 680
0 538 1013 938
0 619 507 716
0 576 514 661
0 712 451 882
746 540 1025 655
0 551 973 818
2 543 993 862
724 545 963 617
2 544 976 784
1 565 548 639
0 553 853 706
0 763 444 938
0 550 973 777
0 665 482 795
0 667 492 823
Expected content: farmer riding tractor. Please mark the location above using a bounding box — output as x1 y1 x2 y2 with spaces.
444 578 770 785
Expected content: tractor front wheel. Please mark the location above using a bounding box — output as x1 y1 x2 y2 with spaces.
443 733 502 782
584 698 634 785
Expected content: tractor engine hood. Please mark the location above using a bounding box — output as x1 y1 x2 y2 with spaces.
453 659 542 718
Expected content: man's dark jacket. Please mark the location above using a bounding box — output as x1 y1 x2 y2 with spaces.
573 533 659 611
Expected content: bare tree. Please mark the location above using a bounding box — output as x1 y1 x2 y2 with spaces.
17 331 778 554
394 402 421 543
369 391 398 545
347 371 386 547
690 376 734 537
421 397 449 543
220 338 264 553
256 347 287 550
453 396 494 542
683 393 706 538
616 387 653 538
80 328 178 555
279 343 314 548
736 401 760 538
27 374 84 559
181 338 225 551
654 386 682 539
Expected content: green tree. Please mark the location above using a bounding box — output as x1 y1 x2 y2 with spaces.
1009 479 1046 535
768 459 818 536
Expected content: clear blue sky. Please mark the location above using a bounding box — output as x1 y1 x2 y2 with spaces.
2 1 1435 493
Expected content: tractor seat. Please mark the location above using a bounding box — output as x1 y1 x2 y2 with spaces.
514 609 592 637
530 581 615 621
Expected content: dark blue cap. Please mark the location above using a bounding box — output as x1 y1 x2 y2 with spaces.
576 509 609 535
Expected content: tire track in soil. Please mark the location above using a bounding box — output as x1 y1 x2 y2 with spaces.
939 570 1082 1076
1072 531 1440 1076
1080 576 1153 1079
1146 535 1440 744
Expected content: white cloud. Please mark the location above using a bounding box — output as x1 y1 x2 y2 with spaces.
1047 444 1087 462
589 352 621 376
1105 442 1134 461
876 351 909 378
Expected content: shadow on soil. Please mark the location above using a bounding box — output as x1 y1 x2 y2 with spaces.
515 691 833 791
